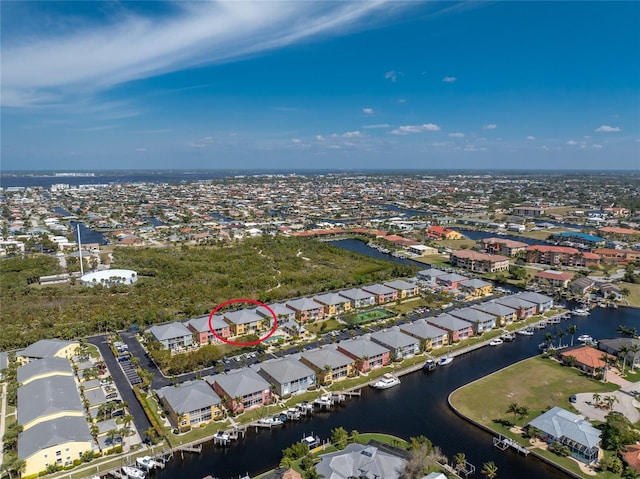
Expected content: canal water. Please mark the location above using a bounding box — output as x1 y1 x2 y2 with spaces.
154 308 638 479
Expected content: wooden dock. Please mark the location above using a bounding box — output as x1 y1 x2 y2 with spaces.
493 435 530 456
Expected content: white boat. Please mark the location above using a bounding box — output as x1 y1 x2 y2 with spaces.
258 416 283 426
501 332 516 342
213 430 230 441
314 394 333 407
423 359 437 371
489 338 504 346
438 356 453 366
301 433 321 448
371 373 401 389
135 456 156 470
577 334 593 343
572 308 590 316
517 328 535 336
122 466 146 479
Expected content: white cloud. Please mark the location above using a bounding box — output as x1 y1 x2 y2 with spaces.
527 136 536 140
291 138 302 144
592 144 603 149
595 125 621 132
363 123 390 129
385 70 403 82
340 131 364 138
398 99 406 104
483 124 497 130
448 132 464 138
188 135 214 148
362 108 375 115
566 140 578 146
2 2 405 107
442 76 457 83
391 123 441 135
315 135 325 142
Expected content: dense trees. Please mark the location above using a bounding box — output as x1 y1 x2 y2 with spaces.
0 237 418 350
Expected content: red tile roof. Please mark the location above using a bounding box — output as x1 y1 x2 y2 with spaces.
560 346 615 369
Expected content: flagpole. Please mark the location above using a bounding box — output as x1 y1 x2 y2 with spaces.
77 224 84 276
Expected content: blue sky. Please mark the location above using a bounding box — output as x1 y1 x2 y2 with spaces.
2 1 639 171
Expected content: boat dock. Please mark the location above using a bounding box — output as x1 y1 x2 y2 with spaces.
493 434 530 456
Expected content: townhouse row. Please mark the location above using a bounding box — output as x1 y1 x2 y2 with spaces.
154 291 554 430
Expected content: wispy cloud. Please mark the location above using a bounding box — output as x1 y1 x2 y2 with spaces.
385 70 403 82
3 2 406 107
362 107 375 115
363 123 391 129
442 76 457 83
566 140 578 145
527 135 536 140
448 132 464 138
391 123 441 135
483 124 497 130
188 135 214 148
595 125 621 132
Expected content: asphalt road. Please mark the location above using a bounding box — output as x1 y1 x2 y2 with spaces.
87 335 152 437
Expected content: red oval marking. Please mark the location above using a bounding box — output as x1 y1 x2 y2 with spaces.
208 298 278 347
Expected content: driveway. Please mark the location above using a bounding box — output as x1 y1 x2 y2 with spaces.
87 335 152 436
573 380 640 423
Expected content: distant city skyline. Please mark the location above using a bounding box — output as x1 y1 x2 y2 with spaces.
2 1 639 171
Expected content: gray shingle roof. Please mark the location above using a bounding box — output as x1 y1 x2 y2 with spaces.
286 298 322 311
371 329 419 349
257 303 294 319
528 406 601 449
362 283 396 295
384 279 417 291
18 416 93 460
339 288 375 301
437 273 469 283
338 338 389 358
449 308 496 324
427 313 472 332
224 308 264 325
400 320 448 340
313 293 351 306
18 339 77 360
496 296 537 310
258 358 315 384
18 376 83 427
316 443 406 479
417 268 446 279
84 388 107 407
472 302 517 318
185 315 228 333
206 369 270 398
17 358 73 384
301 348 355 369
516 291 553 305
157 380 220 414
459 278 491 289
148 322 192 341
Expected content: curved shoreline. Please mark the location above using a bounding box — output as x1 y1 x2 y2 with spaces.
447 358 583 479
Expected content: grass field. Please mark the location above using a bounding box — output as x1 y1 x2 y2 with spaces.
306 318 343 334
619 282 640 308
450 356 618 430
355 308 393 324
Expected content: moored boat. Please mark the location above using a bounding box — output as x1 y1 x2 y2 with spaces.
423 359 437 371
122 466 146 479
438 356 453 366
136 456 156 470
489 338 504 346
371 373 401 389
516 327 535 336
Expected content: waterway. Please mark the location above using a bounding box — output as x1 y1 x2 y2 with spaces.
154 308 638 479
70 221 108 245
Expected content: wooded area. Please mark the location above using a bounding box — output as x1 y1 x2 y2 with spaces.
0 237 418 350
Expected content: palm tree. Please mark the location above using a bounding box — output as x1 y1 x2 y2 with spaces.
618 345 630 375
453 452 466 472
544 332 554 347
592 392 601 407
604 395 619 411
506 402 520 425
482 461 499 478
517 405 530 426
629 344 640 372
556 329 566 348
567 324 577 346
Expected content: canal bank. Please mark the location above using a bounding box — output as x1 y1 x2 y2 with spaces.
148 307 638 479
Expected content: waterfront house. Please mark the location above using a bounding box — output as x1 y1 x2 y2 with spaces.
18 375 84 431
435 273 469 290
185 314 231 345
417 268 447 285
312 293 352 317
597 282 622 301
534 270 574 289
17 358 73 386
427 225 462 240
450 250 510 273
300 347 356 385
370 328 420 360
552 232 605 248
147 322 194 351
426 313 473 343
527 406 601 464
315 443 407 479
383 279 419 299
399 320 449 351
223 308 267 336
156 380 222 429
338 288 376 309
206 369 271 413
258 302 296 323
449 308 496 334
338 338 390 373
257 357 316 397
16 339 79 365
471 302 517 326
569 277 596 297
286 298 325 322
18 416 94 477
458 278 493 298
362 284 398 304
495 296 537 319
515 291 554 313
559 346 615 377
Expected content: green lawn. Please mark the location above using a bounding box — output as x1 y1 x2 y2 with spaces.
355 309 393 324
450 356 618 430
619 282 640 308
306 318 343 334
